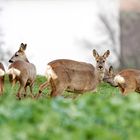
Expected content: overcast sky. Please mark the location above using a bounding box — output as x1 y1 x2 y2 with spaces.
1 0 119 75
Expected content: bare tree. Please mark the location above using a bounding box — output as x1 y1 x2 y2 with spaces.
98 13 121 67
120 11 140 68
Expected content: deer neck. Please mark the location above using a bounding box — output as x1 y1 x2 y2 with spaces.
95 68 105 83
25 58 30 63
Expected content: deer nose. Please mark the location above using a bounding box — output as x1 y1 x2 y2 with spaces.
9 60 13 63
98 66 103 69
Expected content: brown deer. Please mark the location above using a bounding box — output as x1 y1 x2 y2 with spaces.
114 69 140 95
37 49 110 97
7 43 36 99
103 66 118 87
0 63 5 95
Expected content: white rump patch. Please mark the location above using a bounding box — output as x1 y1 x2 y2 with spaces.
114 75 125 85
45 65 58 80
0 69 5 76
7 68 21 79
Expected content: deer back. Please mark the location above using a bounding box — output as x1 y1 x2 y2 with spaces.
49 59 95 71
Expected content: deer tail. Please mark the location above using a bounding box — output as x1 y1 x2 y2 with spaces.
0 69 5 76
114 74 125 85
7 67 21 79
45 65 58 80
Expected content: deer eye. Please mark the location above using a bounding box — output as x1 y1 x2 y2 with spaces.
97 60 99 63
103 60 105 63
15 54 18 57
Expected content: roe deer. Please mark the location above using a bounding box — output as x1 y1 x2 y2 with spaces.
103 66 117 87
7 43 36 99
37 49 110 97
0 63 5 95
114 69 140 95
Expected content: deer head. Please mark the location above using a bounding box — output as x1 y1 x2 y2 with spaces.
9 43 29 63
103 66 117 87
93 49 110 81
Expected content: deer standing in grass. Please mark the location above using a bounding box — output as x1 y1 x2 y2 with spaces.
7 43 36 99
37 49 110 97
114 69 140 95
0 63 5 95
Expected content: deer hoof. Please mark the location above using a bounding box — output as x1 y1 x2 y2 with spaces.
23 94 27 97
16 94 21 100
29 94 34 99
39 90 42 94
35 93 42 99
16 96 21 100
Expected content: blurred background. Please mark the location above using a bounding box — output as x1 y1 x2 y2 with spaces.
0 0 140 74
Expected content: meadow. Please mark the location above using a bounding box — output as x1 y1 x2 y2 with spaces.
0 75 140 140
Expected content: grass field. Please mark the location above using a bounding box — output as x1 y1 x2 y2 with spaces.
0 75 140 140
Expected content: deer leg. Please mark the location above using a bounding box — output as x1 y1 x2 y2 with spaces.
23 85 28 97
0 86 2 95
16 80 27 100
118 83 126 95
50 83 66 97
51 86 66 97
0 80 3 95
50 78 68 97
0 77 4 95
123 87 136 95
39 81 49 93
16 84 24 100
36 81 49 98
29 84 34 99
12 79 16 88
121 82 136 95
50 88 64 97
2 78 4 94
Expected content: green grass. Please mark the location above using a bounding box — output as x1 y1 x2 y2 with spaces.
0 75 140 140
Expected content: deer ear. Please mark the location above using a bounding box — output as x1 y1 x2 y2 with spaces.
19 43 27 52
109 66 113 74
24 44 27 49
103 50 110 59
93 49 99 58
